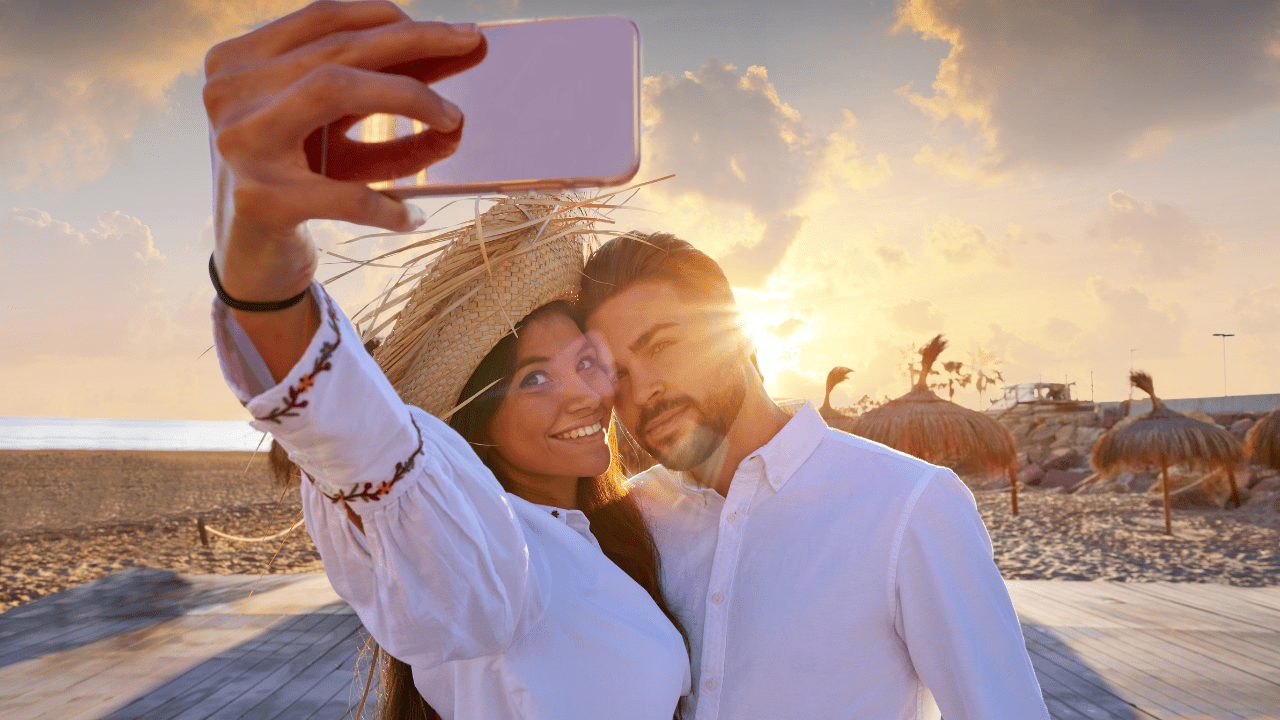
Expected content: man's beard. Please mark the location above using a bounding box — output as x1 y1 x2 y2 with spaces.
637 371 747 473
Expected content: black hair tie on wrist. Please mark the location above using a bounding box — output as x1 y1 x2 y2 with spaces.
209 254 311 312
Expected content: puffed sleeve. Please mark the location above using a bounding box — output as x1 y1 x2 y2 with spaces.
213 284 549 668
892 469 1050 720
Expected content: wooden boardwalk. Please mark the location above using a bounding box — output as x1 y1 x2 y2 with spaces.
2 571 1278 719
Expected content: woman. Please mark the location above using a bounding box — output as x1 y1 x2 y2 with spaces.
207 7 687 715
213 194 690 720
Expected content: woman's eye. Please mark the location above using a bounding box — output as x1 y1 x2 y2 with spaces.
651 338 675 355
518 371 550 389
578 355 597 372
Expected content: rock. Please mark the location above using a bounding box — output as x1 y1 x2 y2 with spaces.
1054 426 1076 444
1231 418 1256 440
1248 476 1280 494
1027 424 1058 443
1026 445 1049 464
1042 448 1083 472
1066 472 1102 493
1010 421 1033 441
1146 466 1210 493
1018 463 1045 486
1075 427 1105 448
1041 469 1091 490
1126 470 1158 493
1244 489 1280 509
1248 467 1280 489
1184 409 1219 426
1149 467 1240 510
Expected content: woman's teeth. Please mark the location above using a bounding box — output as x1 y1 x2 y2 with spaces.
556 422 602 440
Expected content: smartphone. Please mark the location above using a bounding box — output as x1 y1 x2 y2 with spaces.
344 16 641 198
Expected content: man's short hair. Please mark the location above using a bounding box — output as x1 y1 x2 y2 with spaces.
579 232 735 318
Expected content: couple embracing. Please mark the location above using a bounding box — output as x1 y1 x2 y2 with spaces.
207 4 1048 719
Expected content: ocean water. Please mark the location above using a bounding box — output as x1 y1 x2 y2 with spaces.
0 417 273 452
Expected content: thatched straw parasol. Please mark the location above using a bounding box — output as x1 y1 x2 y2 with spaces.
1245 407 1280 470
1092 371 1243 535
850 335 1020 513
820 366 857 433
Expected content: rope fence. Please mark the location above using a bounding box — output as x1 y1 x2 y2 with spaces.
196 517 306 545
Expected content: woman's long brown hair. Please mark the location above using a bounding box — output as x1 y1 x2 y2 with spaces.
371 302 687 720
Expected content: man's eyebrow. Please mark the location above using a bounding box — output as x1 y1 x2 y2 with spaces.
630 322 679 353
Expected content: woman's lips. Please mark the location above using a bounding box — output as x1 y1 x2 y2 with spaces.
551 420 604 442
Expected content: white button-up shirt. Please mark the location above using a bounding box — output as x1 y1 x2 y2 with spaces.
630 404 1049 720
213 285 690 720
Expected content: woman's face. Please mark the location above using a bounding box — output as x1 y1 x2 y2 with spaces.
487 312 615 503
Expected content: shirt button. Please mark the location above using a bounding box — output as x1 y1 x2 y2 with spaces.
725 512 739 525
711 592 724 605
705 678 718 691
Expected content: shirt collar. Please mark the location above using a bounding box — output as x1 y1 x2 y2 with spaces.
749 402 827 492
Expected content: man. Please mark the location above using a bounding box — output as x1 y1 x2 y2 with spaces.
580 232 1049 720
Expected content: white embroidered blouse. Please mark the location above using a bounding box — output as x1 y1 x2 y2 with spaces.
213 284 690 720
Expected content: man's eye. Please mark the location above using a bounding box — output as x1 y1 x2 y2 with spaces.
518 371 550 389
615 367 630 381
651 338 675 355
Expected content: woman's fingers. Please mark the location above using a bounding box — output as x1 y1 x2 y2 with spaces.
305 120 464 182
283 17 484 77
284 176 427 232
206 0 412 75
215 64 465 180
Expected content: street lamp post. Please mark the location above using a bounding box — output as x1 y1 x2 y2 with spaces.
1213 333 1234 397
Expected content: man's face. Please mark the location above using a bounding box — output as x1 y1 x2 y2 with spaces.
587 280 748 472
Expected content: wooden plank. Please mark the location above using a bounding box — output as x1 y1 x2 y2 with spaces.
1010 589 1247 719
1019 583 1280 714
1047 626 1250 720
103 614 323 720
1020 625 1153 719
1021 626 1179 720
199 614 364 720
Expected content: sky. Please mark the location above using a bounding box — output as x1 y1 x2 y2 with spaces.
2 0 1279 420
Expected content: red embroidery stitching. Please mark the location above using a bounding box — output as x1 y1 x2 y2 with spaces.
255 293 340 425
321 416 425 504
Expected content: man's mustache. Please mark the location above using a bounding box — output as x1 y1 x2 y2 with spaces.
639 397 697 436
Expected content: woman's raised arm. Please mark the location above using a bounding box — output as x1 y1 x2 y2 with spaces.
204 0 481 380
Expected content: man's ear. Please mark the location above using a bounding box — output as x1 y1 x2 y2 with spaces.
749 351 764 381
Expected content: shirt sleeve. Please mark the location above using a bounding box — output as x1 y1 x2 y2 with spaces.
212 283 549 668
892 469 1050 720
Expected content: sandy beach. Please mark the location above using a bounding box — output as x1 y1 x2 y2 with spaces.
3 449 1280 613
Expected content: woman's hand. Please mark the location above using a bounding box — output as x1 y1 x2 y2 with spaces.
205 0 482 378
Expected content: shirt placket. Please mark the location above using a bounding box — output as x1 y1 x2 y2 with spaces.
692 456 764 720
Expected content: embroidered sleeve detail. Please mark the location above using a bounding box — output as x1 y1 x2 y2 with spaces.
318 416 425 504
255 295 342 425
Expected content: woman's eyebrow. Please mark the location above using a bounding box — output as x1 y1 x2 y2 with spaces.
513 355 551 372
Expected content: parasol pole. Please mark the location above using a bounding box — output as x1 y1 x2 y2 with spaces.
1160 460 1172 535
1228 466 1241 509
1008 465 1019 515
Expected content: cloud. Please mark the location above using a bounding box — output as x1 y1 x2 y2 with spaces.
641 60 889 286
1235 283 1280 334
874 244 913 270
1 206 169 353
894 0 1280 181
923 215 1010 266
1090 191 1223 279
890 299 945 333
1086 276 1188 358
0 0 406 189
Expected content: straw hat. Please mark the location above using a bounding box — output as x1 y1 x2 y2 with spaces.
361 194 600 419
